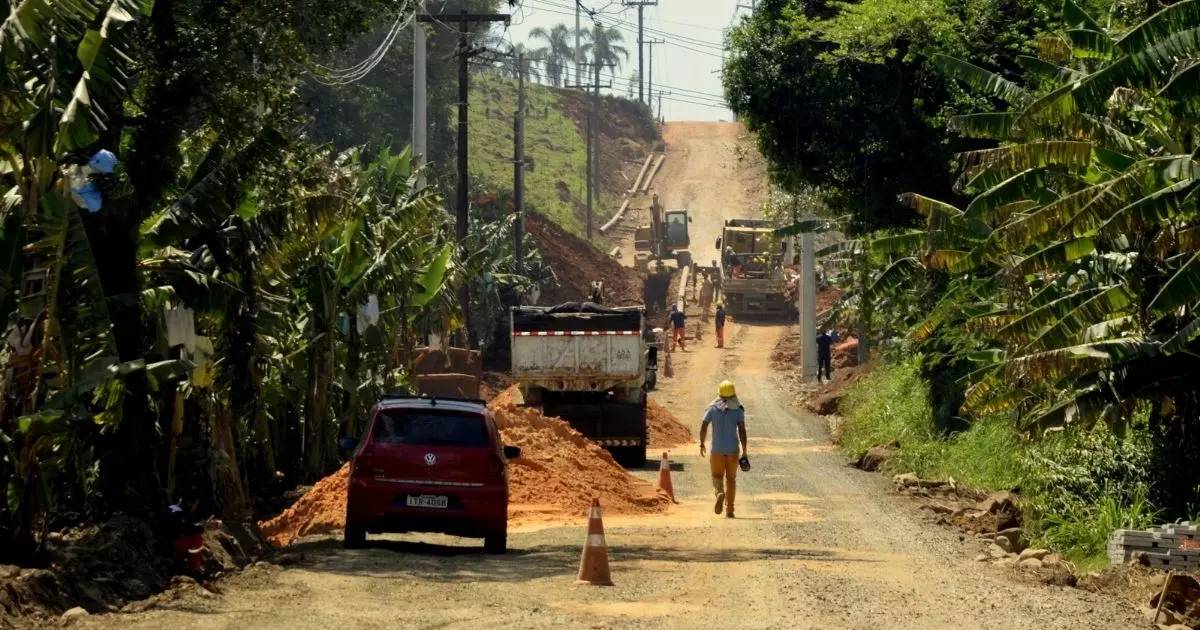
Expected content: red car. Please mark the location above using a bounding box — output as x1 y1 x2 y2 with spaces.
340 396 520 553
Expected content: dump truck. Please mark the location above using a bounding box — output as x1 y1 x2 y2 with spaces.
510 302 655 468
716 219 793 316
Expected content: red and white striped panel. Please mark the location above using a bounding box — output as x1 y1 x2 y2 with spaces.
514 330 640 337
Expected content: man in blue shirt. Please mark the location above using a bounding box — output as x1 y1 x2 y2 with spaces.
699 380 748 518
669 304 686 352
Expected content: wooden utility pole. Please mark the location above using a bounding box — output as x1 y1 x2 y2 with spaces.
416 9 509 344
513 52 526 278
624 0 658 105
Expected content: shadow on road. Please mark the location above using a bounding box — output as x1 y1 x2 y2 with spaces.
276 538 871 584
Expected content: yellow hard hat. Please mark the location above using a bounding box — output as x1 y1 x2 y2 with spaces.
718 380 736 398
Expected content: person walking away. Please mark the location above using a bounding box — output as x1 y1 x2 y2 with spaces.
714 303 727 348
700 380 748 518
816 329 833 382
669 304 687 352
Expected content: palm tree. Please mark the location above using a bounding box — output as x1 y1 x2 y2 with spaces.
582 25 630 83
530 23 574 87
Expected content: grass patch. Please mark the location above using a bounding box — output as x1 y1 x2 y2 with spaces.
840 357 1167 565
468 73 615 240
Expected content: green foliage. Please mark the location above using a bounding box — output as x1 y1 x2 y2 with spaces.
0 0 555 562
818 0 1200 563
468 73 607 238
724 0 1055 234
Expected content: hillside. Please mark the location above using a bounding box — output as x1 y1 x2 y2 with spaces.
469 71 659 241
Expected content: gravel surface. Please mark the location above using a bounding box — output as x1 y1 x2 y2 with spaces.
76 123 1151 630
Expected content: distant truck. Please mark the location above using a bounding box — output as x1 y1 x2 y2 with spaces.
509 303 654 468
716 219 793 316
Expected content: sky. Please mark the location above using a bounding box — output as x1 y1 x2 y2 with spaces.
500 0 745 121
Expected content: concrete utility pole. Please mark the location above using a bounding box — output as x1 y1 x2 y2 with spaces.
799 219 817 382
513 52 526 278
623 0 658 105
417 9 509 345
412 1 427 188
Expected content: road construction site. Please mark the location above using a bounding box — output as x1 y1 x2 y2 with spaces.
72 123 1147 630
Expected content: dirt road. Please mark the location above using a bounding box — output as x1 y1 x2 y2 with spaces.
77 123 1148 629
614 122 766 267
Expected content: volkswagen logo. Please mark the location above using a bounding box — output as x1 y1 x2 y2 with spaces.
423 452 437 466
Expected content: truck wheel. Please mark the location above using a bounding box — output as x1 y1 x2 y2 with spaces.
484 529 508 554
343 521 366 549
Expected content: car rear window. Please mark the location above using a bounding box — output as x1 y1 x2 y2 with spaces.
372 409 489 447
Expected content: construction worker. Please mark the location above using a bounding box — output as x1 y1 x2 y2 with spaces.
816 329 834 382
669 304 686 352
714 303 727 348
699 380 748 518
167 490 220 574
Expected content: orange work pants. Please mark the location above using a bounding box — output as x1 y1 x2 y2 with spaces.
710 454 738 514
715 325 725 348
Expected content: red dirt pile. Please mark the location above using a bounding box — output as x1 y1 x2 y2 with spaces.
647 398 693 448
258 387 673 546
259 464 350 547
525 213 644 307
489 387 672 521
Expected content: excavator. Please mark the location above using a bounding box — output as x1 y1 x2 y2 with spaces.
634 194 691 272
633 194 691 312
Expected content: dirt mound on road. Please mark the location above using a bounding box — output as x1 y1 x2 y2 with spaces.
648 398 693 448
259 388 673 546
490 387 672 521
526 213 644 308
259 464 350 547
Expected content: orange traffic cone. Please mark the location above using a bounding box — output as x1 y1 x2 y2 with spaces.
575 498 614 586
658 452 676 502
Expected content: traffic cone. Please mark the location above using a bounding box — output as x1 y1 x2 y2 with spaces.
658 452 676 502
575 498 614 586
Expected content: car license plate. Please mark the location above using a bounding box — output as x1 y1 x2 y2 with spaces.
405 494 448 509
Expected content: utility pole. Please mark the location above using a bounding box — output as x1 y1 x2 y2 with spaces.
799 218 817 382
624 1 658 105
412 0 427 189
567 54 613 241
513 52 526 279
656 90 670 123
417 9 509 345
575 1 582 87
646 38 664 103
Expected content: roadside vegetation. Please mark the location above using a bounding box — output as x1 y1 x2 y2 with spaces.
727 0 1200 565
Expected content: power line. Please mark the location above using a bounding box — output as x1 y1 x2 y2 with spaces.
474 56 726 103
310 12 415 85
521 0 726 57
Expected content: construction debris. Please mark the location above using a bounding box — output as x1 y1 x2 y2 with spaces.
1110 523 1200 571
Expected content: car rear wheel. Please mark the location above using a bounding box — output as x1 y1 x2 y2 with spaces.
484 530 507 555
343 522 366 549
